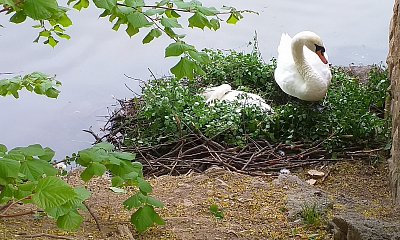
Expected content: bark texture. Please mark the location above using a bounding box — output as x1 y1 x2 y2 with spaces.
388 0 400 204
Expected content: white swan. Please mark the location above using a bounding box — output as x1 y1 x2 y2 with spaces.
274 31 332 101
202 84 274 113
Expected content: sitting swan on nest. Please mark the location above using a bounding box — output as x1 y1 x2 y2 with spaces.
202 84 274 113
274 31 332 101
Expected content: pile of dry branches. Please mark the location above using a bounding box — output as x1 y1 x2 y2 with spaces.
94 99 385 177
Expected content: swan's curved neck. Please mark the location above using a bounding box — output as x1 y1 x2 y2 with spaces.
291 36 321 82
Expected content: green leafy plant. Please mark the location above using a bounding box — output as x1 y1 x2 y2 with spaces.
300 202 322 226
73 142 165 233
0 143 164 233
0 72 61 98
209 204 224 220
2 0 251 80
119 49 390 152
0 144 89 230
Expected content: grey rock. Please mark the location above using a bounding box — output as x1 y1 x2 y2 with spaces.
273 174 332 220
331 212 400 240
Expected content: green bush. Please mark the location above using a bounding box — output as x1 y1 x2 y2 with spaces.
121 50 390 152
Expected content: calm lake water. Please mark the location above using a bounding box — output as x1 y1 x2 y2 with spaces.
0 0 393 160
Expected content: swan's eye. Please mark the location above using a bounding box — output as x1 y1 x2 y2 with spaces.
315 44 326 53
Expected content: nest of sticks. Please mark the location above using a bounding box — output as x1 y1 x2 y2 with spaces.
91 98 386 177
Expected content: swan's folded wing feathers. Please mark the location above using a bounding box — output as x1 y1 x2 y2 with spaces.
277 33 293 62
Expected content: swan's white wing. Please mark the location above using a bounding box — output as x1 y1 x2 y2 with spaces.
221 91 273 113
202 84 232 103
277 33 294 64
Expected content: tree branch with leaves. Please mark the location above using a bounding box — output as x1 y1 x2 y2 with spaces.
1 0 252 80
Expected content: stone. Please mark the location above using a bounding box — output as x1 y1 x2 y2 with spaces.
273 174 332 220
388 0 400 205
331 212 400 240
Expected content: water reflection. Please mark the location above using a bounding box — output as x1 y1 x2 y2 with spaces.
0 0 393 159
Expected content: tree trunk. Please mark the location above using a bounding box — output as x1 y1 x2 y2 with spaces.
388 0 400 204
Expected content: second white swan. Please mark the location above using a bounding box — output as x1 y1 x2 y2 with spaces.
274 31 332 101
202 84 274 113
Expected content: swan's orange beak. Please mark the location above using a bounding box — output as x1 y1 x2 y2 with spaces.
316 50 328 64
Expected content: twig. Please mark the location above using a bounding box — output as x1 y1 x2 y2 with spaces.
83 201 102 232
148 68 157 81
15 233 75 240
0 195 31 215
321 169 331 182
82 128 102 143
0 202 12 212
0 210 35 218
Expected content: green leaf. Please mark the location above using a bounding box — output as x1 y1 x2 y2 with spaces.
1 0 17 8
157 0 170 6
16 144 45 156
46 36 59 48
209 18 220 30
227 13 240 24
124 0 145 7
144 8 165 16
107 160 140 179
170 57 196 79
32 176 76 209
142 29 162 44
0 158 21 179
111 176 125 187
188 50 209 63
0 144 7 153
165 42 194 57
123 192 145 210
57 209 84 230
20 159 57 181
0 184 15 204
126 24 139 37
57 13 73 27
122 171 139 181
55 32 71 40
188 12 210 30
10 11 27 24
74 187 91 202
80 162 107 182
160 17 182 28
145 196 164 208
111 152 136 161
131 205 165 233
197 6 219 16
71 0 89 10
108 156 122 166
209 204 224 219
46 204 71 218
45 87 60 98
93 142 115 151
127 11 152 28
165 9 180 18
23 0 59 20
39 147 55 161
173 0 191 9
15 182 36 201
93 0 116 11
138 177 152 194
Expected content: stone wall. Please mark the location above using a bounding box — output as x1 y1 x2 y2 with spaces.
388 0 400 204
